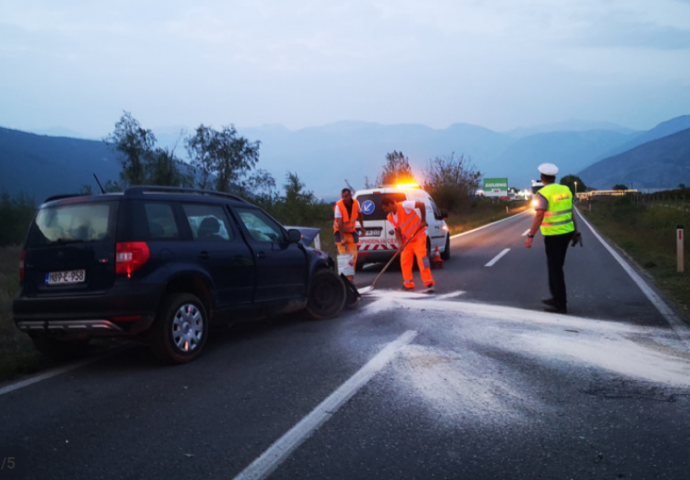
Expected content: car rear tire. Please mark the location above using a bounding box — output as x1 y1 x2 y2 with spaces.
441 234 451 260
307 269 346 320
150 293 208 364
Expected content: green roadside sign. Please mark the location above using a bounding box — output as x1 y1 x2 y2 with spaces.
483 178 508 197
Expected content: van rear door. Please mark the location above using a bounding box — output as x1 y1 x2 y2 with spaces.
355 192 406 253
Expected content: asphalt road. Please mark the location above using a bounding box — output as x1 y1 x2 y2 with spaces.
2 208 690 480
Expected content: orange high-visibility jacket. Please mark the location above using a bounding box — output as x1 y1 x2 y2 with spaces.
333 199 361 233
387 202 422 242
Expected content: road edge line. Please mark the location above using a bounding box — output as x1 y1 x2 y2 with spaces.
450 209 530 239
231 330 419 480
576 209 690 347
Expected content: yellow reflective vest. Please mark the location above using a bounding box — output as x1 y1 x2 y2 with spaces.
538 183 575 236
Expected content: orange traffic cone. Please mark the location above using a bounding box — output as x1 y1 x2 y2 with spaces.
431 246 443 269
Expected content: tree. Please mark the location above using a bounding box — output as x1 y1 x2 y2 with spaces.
236 168 278 210
560 175 587 196
105 111 157 186
422 153 481 212
105 112 187 188
612 184 629 190
185 125 261 193
146 148 194 187
272 172 331 226
376 151 415 186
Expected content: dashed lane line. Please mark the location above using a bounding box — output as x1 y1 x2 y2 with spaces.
485 248 511 267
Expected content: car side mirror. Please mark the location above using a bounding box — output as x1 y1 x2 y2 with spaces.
440 209 448 219
287 228 302 244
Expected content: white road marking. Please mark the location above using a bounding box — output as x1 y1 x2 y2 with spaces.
576 209 690 349
485 248 511 267
450 210 530 239
231 330 418 480
0 347 123 397
521 229 530 236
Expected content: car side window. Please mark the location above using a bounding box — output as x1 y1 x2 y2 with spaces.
144 202 180 240
429 199 443 220
182 203 234 241
235 207 285 243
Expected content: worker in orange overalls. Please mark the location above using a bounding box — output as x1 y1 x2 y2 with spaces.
381 197 435 292
334 188 366 281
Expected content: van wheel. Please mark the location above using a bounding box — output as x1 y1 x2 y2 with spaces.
31 337 89 360
441 235 451 260
150 293 208 364
307 270 346 320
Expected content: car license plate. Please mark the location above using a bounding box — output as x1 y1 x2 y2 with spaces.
45 269 86 285
363 228 382 237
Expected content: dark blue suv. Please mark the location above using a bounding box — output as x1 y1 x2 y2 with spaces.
13 186 347 363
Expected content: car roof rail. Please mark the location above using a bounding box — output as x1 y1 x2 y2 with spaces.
124 185 248 202
43 193 87 203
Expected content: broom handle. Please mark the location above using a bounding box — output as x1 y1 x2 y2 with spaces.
370 224 426 288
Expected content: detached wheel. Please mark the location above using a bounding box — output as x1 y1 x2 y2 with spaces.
441 234 451 260
150 293 208 364
307 270 346 320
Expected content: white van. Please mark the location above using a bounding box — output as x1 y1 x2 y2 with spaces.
353 184 450 268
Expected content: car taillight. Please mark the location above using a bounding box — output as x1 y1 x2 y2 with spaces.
19 250 25 281
116 242 150 277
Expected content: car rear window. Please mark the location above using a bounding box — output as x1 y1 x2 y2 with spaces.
356 193 406 221
28 201 116 247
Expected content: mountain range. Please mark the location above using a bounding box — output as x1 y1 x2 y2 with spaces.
1 115 689 203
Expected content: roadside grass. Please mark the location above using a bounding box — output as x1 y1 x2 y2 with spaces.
0 246 48 381
580 196 690 317
0 201 527 382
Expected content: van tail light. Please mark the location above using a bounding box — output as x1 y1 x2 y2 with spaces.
116 242 150 277
19 250 26 281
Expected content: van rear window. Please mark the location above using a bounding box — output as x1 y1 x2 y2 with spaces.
356 193 406 221
28 202 116 247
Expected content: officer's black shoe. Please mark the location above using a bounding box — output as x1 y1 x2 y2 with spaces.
542 298 557 306
543 305 567 314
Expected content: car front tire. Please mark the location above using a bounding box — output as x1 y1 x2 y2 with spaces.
306 269 346 320
150 293 209 364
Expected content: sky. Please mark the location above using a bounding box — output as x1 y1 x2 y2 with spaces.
1 0 690 138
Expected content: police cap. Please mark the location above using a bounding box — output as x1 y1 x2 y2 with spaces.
538 163 559 176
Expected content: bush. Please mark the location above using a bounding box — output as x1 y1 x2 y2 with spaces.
0 191 36 247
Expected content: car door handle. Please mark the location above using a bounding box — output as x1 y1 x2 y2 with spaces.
256 252 266 259
197 251 210 260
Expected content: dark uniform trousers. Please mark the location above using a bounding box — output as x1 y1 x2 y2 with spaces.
544 231 575 308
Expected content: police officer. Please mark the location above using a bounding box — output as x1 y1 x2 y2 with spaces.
524 163 580 314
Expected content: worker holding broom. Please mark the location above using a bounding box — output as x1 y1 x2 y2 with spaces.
381 197 435 292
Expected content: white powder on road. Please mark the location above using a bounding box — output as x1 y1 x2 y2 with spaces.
361 291 690 422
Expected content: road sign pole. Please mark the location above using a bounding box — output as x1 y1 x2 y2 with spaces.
678 225 685 273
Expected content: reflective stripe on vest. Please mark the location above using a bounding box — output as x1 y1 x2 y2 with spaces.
538 184 575 236
387 203 422 242
333 199 360 233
